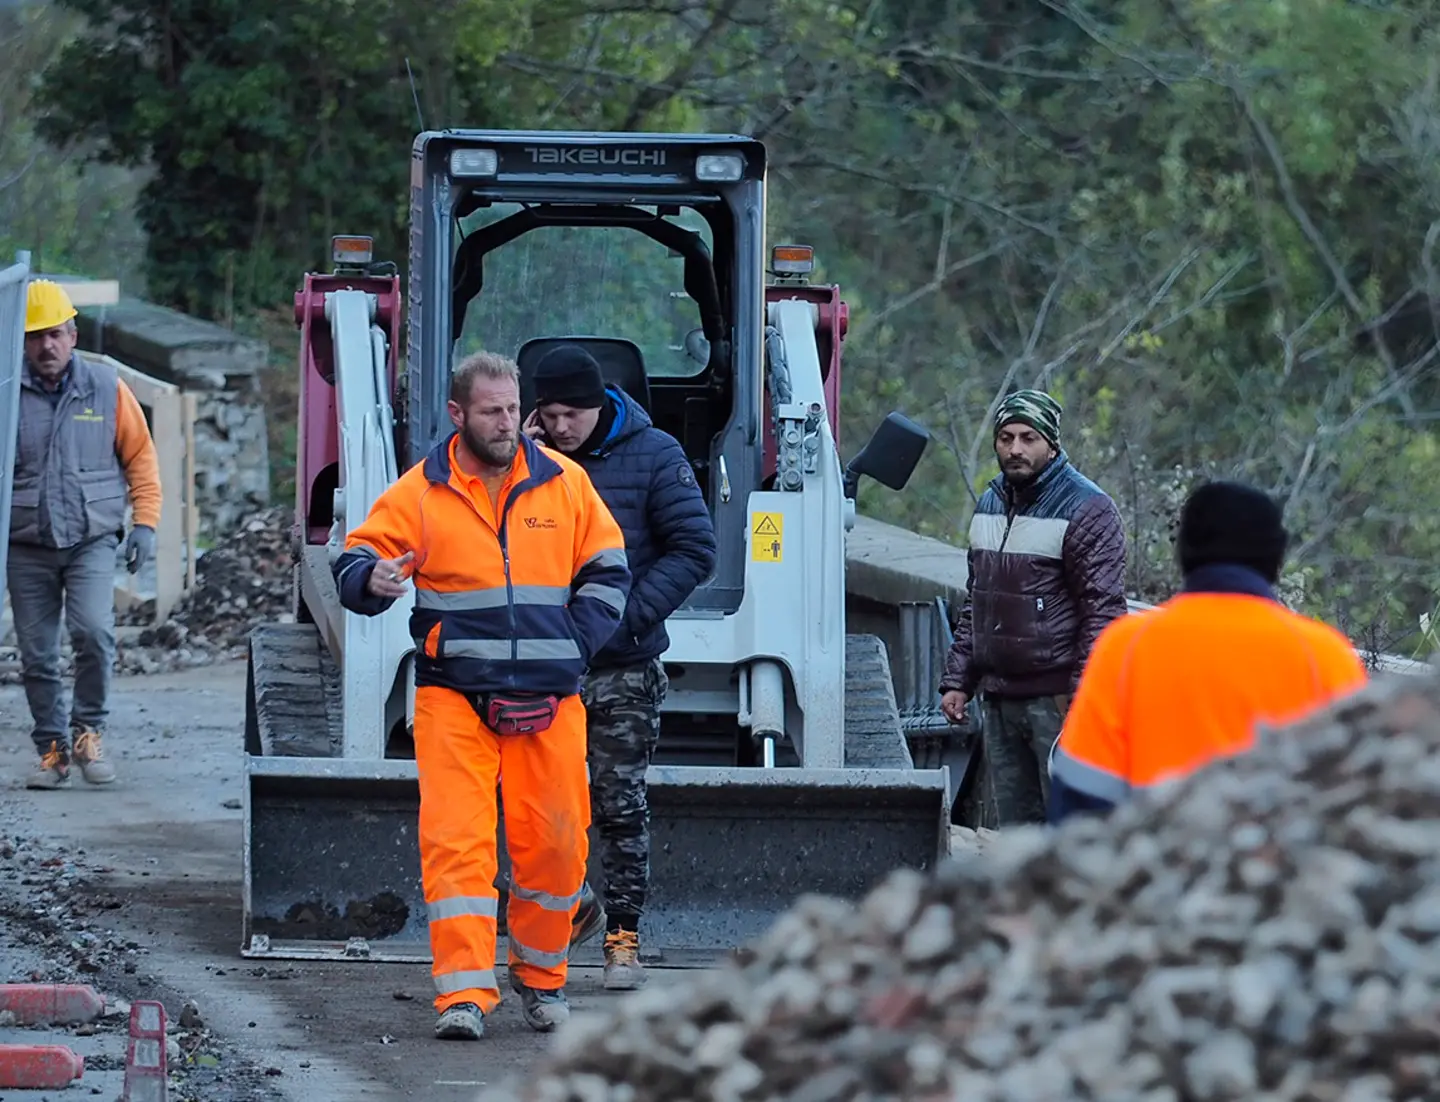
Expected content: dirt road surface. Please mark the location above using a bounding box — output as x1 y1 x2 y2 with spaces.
0 661 681 1101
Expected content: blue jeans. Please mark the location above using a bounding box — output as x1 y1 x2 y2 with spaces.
6 535 118 750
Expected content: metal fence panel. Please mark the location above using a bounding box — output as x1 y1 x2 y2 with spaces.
0 254 31 618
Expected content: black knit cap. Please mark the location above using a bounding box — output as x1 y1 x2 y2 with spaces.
533 344 607 409
1177 480 1289 583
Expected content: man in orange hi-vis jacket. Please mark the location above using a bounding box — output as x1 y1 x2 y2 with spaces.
1048 480 1367 825
332 350 630 1042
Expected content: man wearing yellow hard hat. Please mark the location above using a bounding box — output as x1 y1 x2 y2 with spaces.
11 279 162 789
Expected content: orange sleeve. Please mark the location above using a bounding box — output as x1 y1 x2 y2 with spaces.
1049 615 1140 805
114 379 163 529
333 469 429 614
342 467 427 563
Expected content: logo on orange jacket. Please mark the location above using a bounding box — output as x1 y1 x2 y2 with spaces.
523 516 558 529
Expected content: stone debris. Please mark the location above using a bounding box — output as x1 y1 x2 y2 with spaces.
489 667 1440 1102
0 505 297 682
126 505 297 653
0 828 284 1101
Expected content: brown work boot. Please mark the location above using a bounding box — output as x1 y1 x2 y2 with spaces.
602 929 647 991
71 726 116 785
26 741 71 790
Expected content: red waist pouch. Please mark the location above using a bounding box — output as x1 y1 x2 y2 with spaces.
472 693 560 735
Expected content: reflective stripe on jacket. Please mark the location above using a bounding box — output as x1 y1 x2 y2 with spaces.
333 432 631 698
11 352 162 548
1048 563 1368 822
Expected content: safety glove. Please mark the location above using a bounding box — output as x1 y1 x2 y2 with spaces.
125 524 156 574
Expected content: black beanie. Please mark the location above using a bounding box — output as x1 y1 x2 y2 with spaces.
533 344 607 409
1177 480 1289 583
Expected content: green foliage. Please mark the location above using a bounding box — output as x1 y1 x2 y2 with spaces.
0 3 145 282
20 0 1440 655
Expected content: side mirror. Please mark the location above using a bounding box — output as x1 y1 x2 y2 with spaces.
843 411 930 499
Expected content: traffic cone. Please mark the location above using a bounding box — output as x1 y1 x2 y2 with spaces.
0 982 105 1024
0 1043 85 1088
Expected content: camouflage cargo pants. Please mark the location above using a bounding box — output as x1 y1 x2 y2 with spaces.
581 657 669 921
979 693 1069 827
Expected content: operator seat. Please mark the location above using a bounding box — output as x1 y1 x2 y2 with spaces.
517 336 651 416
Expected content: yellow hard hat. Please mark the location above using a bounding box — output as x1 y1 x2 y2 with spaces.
24 279 78 334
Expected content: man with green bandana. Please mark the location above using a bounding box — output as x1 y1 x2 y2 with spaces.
938 388 1128 826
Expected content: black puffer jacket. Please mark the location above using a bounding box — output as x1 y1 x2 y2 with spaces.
561 386 717 669
940 452 1128 698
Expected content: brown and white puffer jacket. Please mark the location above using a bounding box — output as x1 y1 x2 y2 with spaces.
940 452 1128 699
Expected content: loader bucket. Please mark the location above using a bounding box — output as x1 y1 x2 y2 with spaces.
241 756 952 965
630 763 953 964
242 756 430 961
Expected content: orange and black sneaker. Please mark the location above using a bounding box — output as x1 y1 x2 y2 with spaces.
71 726 116 785
26 740 71 790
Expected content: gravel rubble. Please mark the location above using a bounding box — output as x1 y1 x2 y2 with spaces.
488 666 1440 1102
0 829 287 1101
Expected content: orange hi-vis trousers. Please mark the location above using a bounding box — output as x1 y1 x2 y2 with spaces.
414 684 591 1015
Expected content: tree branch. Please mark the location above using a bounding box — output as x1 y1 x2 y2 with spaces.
619 0 742 129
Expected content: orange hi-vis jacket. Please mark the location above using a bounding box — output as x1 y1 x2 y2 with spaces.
333 433 631 697
1049 571 1367 822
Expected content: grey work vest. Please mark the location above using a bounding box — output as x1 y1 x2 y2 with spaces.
11 353 128 549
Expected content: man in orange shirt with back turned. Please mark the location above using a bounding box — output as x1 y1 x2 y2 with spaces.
333 350 631 1042
1049 480 1367 824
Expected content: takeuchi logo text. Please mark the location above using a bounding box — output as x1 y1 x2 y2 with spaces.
521 147 668 167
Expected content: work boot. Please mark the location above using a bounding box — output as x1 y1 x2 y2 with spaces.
602 928 647 991
71 726 116 785
433 1002 484 1041
570 882 605 949
26 741 71 790
510 977 570 1033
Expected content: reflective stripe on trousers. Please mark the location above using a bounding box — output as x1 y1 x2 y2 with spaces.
416 684 591 1014
507 882 584 970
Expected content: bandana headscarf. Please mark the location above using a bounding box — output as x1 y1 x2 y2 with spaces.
993 388 1062 447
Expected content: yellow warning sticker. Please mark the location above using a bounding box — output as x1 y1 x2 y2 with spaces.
751 512 784 562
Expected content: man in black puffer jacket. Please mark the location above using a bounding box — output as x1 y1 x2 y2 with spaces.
938 388 1128 828
523 344 716 991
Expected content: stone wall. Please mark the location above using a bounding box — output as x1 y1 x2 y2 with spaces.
75 300 271 540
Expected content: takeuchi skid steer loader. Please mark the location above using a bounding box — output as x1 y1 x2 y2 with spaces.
240 130 952 966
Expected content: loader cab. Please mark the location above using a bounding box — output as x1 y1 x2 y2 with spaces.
404 130 770 614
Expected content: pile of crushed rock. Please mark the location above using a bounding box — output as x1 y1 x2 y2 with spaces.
123 505 297 665
0 506 297 681
492 667 1440 1102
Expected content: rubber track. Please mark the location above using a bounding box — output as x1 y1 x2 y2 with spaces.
248 623 343 758
843 633 915 769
